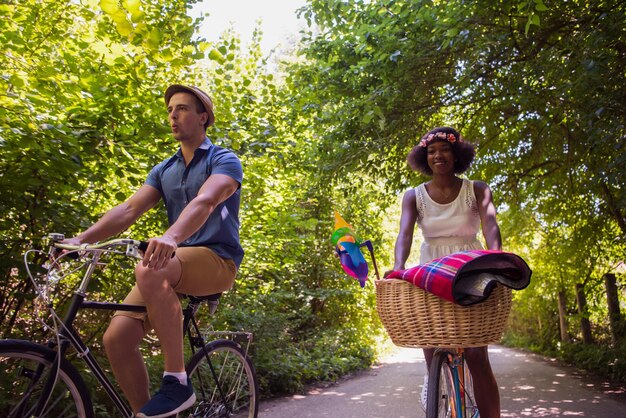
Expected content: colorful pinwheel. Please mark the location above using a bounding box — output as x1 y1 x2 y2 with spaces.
332 211 379 287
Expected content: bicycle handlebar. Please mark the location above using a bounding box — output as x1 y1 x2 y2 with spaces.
48 234 174 260
52 238 145 251
49 234 147 259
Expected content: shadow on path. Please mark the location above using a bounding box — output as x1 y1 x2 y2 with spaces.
260 346 626 417
492 346 626 418
259 347 426 417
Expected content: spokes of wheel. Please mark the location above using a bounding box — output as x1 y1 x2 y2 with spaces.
438 363 454 418
427 350 456 418
0 340 92 418
186 340 258 418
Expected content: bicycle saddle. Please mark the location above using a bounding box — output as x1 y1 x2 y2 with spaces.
187 293 222 303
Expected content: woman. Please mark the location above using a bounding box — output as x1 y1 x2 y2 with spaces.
385 126 502 418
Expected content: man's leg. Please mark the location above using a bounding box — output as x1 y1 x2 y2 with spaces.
135 248 236 417
465 346 501 418
134 257 197 418
103 315 149 413
138 247 236 376
135 257 185 374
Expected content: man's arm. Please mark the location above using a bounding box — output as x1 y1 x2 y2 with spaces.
69 185 162 244
143 174 240 269
474 181 502 251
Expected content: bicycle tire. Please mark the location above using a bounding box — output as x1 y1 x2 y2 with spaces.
0 339 93 418
426 350 455 418
186 339 258 418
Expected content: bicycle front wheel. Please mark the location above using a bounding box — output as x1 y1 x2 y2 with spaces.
186 339 258 418
426 350 456 418
0 339 93 418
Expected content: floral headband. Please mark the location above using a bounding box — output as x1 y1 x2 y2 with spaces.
419 131 459 147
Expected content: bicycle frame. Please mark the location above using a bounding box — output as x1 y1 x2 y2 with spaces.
33 246 145 417
447 350 466 417
26 238 228 417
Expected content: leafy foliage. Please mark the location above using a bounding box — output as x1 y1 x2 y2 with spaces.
0 0 203 324
1 0 625 412
1 0 384 407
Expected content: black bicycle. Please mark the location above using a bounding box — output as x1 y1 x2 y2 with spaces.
0 233 258 418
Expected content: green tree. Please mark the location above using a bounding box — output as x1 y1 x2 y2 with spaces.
0 0 385 401
2 0 625 407
0 0 207 334
293 0 625 379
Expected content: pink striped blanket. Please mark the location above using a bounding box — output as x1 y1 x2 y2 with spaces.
386 250 531 306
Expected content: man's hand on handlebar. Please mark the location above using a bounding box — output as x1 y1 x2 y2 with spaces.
55 236 85 260
61 236 84 246
142 235 177 270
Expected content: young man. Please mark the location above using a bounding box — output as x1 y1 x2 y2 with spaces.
64 85 243 417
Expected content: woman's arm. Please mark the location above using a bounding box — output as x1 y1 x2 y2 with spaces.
474 181 502 251
386 189 418 274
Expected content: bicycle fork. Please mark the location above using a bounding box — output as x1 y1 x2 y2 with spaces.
447 349 478 418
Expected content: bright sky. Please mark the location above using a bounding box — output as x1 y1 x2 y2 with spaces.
191 0 309 56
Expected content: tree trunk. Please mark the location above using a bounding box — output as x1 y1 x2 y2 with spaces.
575 283 594 344
558 290 570 342
601 182 626 236
605 273 623 344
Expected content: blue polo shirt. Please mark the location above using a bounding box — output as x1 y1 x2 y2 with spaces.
145 137 244 267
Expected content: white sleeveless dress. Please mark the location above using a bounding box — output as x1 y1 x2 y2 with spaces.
415 179 483 264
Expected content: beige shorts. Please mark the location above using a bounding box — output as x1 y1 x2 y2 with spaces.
113 246 237 331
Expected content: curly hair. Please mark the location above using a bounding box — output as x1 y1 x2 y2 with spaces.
407 126 476 176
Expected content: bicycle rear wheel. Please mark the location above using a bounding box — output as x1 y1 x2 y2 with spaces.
186 339 258 418
426 350 455 418
0 339 93 418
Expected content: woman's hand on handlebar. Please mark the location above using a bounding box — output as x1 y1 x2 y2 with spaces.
142 235 177 270
383 264 405 278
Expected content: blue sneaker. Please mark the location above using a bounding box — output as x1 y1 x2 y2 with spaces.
136 376 196 418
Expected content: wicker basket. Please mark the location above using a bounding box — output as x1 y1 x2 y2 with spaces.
375 279 512 348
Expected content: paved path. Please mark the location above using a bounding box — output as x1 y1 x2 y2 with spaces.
259 345 626 417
